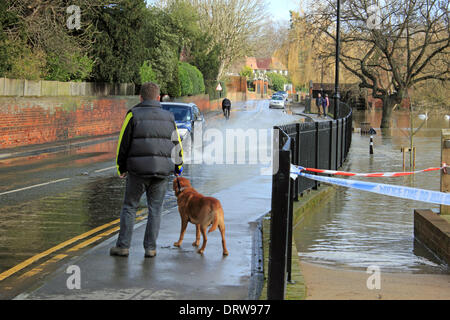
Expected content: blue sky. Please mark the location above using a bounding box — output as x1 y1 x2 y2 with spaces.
146 0 302 22
268 0 301 21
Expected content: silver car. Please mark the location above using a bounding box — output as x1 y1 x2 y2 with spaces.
269 95 285 109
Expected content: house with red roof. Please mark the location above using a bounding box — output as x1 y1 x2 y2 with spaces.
245 57 288 78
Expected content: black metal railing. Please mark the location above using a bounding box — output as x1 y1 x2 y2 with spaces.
267 101 352 300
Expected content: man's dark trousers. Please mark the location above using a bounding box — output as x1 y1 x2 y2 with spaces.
116 173 169 250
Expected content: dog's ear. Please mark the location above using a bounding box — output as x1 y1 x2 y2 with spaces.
173 178 178 192
180 177 191 187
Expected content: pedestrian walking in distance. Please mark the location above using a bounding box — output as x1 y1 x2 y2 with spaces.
110 82 184 258
322 94 330 118
222 97 231 120
316 93 322 116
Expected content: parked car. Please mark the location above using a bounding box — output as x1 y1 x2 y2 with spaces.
274 91 289 101
269 95 285 109
161 102 204 142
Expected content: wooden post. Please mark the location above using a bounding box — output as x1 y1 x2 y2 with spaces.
441 129 450 215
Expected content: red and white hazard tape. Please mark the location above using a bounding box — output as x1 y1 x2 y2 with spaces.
297 163 448 178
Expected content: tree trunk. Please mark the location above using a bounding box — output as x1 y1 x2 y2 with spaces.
380 93 402 129
216 60 226 82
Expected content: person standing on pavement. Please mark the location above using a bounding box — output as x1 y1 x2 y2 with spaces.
315 93 322 116
322 93 330 117
110 82 184 258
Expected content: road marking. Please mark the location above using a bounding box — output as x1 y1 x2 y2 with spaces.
67 215 147 252
67 226 120 252
0 164 118 197
0 178 71 196
94 166 116 173
0 210 145 282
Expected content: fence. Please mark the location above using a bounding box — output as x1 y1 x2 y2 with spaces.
0 77 135 97
267 101 353 300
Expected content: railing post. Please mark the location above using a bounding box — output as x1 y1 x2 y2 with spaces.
335 119 340 169
295 124 300 201
268 145 291 300
341 119 345 166
286 138 295 283
313 121 320 190
328 121 333 170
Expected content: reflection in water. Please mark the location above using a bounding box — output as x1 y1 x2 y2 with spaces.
295 110 449 274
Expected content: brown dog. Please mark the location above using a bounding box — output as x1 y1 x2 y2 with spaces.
172 177 228 256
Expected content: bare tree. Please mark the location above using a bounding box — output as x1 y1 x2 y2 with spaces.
160 0 269 80
307 0 449 128
250 18 289 58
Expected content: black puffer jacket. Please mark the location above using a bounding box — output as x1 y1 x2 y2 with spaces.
116 100 183 178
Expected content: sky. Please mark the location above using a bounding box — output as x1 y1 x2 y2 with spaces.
268 0 302 21
146 0 304 22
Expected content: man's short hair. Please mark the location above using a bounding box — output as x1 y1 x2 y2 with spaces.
140 82 160 101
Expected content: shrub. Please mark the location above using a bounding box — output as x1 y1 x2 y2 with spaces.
139 60 157 84
239 65 253 79
178 62 205 96
266 72 288 92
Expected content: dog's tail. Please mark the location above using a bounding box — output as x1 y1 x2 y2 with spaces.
208 205 222 233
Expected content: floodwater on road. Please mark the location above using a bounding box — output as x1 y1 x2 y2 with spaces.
295 109 450 274
0 100 301 275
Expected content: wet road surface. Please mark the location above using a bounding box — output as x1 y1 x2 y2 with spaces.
0 99 302 299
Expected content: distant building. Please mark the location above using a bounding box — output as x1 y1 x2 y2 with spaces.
245 57 288 78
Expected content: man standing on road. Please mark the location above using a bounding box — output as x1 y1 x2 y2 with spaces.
110 82 184 258
315 93 322 116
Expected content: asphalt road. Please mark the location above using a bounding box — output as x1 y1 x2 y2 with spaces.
0 99 303 299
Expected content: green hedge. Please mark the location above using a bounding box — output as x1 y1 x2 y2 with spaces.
178 62 205 96
266 72 288 92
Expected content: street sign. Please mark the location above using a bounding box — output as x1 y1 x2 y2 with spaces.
216 83 222 91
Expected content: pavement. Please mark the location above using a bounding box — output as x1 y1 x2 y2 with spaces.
15 174 270 300
290 103 333 122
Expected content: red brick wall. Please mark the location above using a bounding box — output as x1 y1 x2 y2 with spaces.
0 80 266 150
226 76 247 93
0 96 139 150
176 94 219 113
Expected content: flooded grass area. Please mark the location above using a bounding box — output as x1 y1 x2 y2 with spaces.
295 109 450 274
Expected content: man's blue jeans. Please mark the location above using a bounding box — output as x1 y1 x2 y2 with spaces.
116 173 169 250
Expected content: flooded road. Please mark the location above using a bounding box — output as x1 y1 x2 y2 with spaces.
0 99 301 275
295 109 450 274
